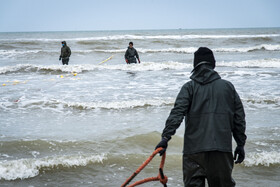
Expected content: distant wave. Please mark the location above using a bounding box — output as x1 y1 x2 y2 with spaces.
1 45 279 59
0 34 279 42
94 45 280 54
0 154 106 180
219 58 280 68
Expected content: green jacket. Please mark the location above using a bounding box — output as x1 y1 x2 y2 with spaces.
60 43 71 59
124 47 139 63
162 65 246 154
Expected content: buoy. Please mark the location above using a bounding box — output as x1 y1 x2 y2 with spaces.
2 83 6 86
60 75 64 78
73 73 77 76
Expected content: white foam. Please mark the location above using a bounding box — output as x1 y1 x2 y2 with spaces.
214 44 280 53
0 34 279 42
244 151 280 167
0 61 190 74
59 98 175 110
0 154 106 180
219 58 280 68
94 45 280 54
0 45 279 59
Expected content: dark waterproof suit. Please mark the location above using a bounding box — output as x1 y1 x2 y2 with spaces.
162 64 246 187
124 47 139 64
60 42 71 65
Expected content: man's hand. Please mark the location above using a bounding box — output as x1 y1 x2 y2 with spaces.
155 138 168 156
234 145 245 164
125 59 128 63
138 59 141 63
59 57 62 61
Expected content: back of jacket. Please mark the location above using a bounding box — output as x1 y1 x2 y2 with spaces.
162 65 246 154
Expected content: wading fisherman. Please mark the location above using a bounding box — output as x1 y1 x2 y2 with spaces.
59 41 71 65
155 47 246 187
124 42 140 64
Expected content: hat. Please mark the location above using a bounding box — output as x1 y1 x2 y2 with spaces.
192 47 216 72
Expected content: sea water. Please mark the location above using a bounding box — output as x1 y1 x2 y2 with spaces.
0 28 279 186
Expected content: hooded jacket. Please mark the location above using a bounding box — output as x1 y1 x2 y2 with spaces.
60 41 71 59
124 47 139 63
162 65 246 154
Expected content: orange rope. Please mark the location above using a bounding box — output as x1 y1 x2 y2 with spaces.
121 148 168 187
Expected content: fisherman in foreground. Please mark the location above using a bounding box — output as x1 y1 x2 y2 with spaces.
155 47 247 187
59 41 71 65
124 41 140 64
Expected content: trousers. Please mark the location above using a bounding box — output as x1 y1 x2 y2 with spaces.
183 151 236 187
62 58 69 65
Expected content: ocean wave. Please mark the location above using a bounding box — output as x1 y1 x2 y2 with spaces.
0 49 93 58
1 45 279 59
0 98 175 111
213 44 280 53
0 154 106 180
0 62 190 74
219 58 280 68
1 95 278 112
94 45 280 54
1 57 278 75
0 34 279 42
244 151 280 167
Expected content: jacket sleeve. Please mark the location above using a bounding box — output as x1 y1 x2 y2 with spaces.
60 48 62 58
124 49 129 60
232 90 247 146
67 47 71 57
135 49 139 59
162 82 192 140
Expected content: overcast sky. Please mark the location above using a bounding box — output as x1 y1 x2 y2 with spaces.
0 0 279 32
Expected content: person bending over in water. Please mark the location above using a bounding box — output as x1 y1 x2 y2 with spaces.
59 41 71 65
124 42 140 64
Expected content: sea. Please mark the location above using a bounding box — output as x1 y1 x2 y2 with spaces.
0 28 279 187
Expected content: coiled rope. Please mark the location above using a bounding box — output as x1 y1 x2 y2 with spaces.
121 148 168 187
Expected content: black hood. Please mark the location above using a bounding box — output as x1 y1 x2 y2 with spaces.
190 64 221 85
62 41 67 45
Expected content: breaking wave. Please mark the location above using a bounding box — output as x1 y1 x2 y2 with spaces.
0 34 279 42
219 58 280 68
0 154 106 180
0 95 278 112
1 58 279 75
244 151 280 167
0 62 190 74
93 44 280 54
0 98 175 111
1 45 279 59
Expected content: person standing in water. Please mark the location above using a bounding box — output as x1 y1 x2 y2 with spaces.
155 47 246 187
124 42 140 64
59 41 71 65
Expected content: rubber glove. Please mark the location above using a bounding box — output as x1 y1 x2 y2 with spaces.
125 59 128 63
155 138 168 156
234 145 245 164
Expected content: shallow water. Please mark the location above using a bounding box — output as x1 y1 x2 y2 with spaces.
0 28 280 186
